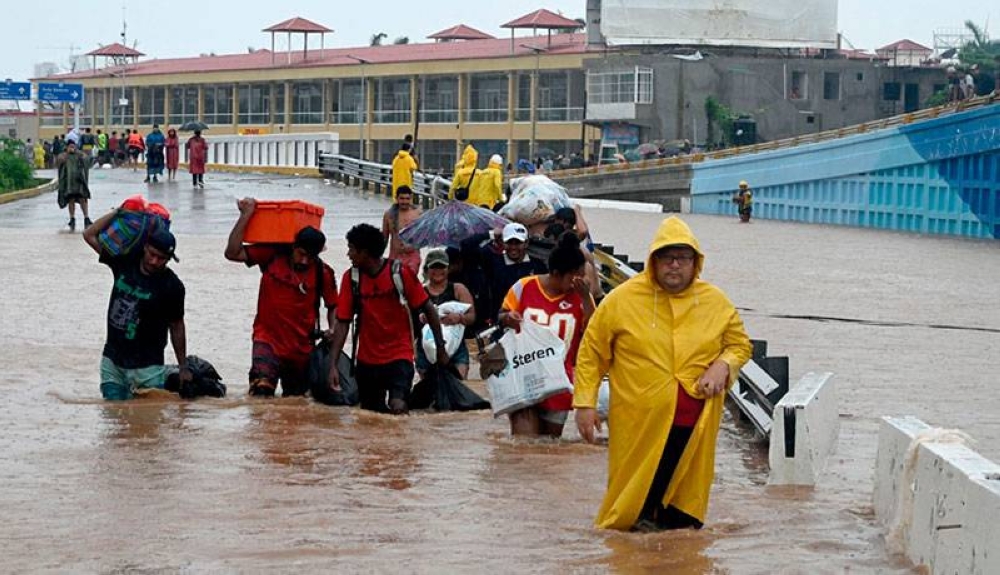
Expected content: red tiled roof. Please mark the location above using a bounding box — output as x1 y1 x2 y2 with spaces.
263 17 332 33
428 24 496 41
502 9 583 30
38 33 588 81
86 43 145 57
876 39 932 53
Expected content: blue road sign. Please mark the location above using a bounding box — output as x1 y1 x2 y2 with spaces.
37 82 84 103
0 81 31 101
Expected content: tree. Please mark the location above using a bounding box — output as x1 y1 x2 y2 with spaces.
959 20 1000 95
0 138 35 194
393 37 410 45
370 32 387 47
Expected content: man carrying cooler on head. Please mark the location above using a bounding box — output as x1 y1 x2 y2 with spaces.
574 216 752 532
82 212 191 400
225 198 339 397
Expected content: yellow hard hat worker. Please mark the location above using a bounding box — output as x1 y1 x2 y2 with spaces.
739 180 749 189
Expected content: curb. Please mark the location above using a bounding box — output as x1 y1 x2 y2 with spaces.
0 178 58 205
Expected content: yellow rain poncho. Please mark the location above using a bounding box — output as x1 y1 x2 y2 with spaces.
449 145 478 199
391 149 418 200
467 154 505 209
573 216 751 530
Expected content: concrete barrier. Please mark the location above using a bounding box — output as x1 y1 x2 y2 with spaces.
0 178 57 205
874 416 1000 574
767 372 838 485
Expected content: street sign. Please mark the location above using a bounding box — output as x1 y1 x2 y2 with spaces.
37 82 84 103
0 81 31 101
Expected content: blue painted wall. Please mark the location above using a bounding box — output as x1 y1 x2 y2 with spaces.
690 104 1000 239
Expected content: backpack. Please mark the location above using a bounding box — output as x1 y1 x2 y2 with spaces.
348 259 408 373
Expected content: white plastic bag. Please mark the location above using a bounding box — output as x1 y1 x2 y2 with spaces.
485 319 573 417
500 175 572 225
597 378 611 422
421 301 471 360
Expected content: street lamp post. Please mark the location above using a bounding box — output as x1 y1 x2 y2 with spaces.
346 55 370 161
520 44 547 164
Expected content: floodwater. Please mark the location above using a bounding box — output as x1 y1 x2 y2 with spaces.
1 168 997 573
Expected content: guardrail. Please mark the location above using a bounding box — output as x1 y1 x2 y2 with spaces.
190 132 339 170
318 153 452 209
551 92 1000 180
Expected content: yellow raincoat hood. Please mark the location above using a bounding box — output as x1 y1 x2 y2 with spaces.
454 145 478 172
573 216 751 530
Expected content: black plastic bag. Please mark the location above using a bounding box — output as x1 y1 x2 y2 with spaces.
308 346 360 406
410 365 490 412
165 355 227 399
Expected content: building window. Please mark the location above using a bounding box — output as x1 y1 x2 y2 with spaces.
374 78 411 124
292 82 324 124
112 87 135 126
331 79 363 125
468 73 509 122
238 84 271 124
789 71 807 100
137 87 165 125
170 86 199 125
586 67 653 105
856 72 864 82
83 88 108 127
883 82 901 101
420 76 458 124
823 72 840 100
204 85 234 125
274 83 286 124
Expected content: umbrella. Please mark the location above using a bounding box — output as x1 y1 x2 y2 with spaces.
636 143 660 156
179 121 209 132
399 201 509 248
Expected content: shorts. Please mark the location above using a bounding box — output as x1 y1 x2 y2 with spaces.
355 359 415 412
249 341 309 396
537 407 569 426
100 356 167 401
415 339 470 372
129 147 142 159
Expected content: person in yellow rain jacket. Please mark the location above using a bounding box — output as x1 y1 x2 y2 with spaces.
467 154 505 209
34 141 46 169
449 144 478 199
391 143 418 200
574 216 751 532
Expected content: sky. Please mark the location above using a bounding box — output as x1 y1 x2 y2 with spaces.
2 0 996 82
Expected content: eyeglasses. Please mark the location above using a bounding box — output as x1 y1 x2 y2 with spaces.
654 253 695 265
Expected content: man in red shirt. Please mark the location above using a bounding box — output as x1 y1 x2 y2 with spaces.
225 198 338 397
326 223 449 414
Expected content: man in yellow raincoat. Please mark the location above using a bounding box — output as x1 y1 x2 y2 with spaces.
574 216 751 531
467 154 505 209
449 144 478 200
391 143 418 200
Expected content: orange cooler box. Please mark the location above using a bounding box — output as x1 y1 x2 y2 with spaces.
244 200 325 244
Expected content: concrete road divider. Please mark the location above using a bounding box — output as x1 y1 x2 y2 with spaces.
767 372 838 485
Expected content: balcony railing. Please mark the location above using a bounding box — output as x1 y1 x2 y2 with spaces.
466 109 508 123
330 111 363 125
373 110 411 124
291 111 325 125
419 109 459 123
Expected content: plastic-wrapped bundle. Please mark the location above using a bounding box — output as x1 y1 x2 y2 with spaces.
500 175 572 225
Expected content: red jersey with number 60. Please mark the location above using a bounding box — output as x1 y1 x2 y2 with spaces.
502 276 585 411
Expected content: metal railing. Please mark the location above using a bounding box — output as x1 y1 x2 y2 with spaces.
318 153 453 209
555 92 1000 179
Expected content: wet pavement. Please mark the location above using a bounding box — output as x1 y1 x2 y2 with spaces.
1 167 997 573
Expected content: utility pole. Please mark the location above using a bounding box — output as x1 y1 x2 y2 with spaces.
346 55 370 161
520 44 548 164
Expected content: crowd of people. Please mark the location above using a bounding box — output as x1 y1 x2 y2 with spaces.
79 130 753 533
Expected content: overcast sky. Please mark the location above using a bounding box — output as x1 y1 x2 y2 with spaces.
3 0 996 81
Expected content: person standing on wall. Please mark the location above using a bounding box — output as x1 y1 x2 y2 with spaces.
186 130 208 188
574 216 752 532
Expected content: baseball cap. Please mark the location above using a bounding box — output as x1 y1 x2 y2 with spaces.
424 249 450 269
294 226 326 257
502 222 528 243
147 227 179 262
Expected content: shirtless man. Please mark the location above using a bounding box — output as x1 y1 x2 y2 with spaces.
381 185 423 274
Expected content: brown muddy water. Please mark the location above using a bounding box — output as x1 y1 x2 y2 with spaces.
1 169 997 573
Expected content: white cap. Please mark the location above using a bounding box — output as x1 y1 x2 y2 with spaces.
490 154 503 165
502 223 528 243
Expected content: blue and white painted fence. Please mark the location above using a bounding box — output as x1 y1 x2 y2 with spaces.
691 103 1000 240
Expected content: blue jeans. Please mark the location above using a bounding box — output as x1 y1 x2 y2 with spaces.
100 356 167 400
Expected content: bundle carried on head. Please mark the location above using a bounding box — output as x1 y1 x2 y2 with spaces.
97 194 172 258
499 175 571 225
